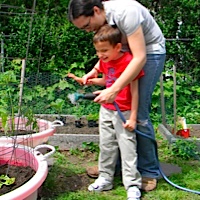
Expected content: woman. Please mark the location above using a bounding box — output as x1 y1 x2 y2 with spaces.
68 0 166 192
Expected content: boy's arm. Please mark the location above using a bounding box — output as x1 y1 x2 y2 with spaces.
82 61 100 84
88 75 106 86
67 73 84 85
123 80 139 131
67 72 106 86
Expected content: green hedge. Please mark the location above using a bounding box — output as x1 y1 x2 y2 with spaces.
0 0 96 75
0 0 199 123
1 0 199 76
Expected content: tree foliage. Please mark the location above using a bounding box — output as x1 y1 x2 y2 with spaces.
0 0 199 76
0 0 199 121
0 0 96 75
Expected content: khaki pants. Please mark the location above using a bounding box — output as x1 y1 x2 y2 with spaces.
98 106 141 190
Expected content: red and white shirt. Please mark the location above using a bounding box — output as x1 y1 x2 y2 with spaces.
99 52 144 111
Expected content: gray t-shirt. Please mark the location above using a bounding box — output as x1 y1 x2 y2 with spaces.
103 0 166 54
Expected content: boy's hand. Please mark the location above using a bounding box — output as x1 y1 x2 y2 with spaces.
123 119 136 132
82 73 98 85
82 74 90 85
86 78 94 85
87 78 106 86
67 73 84 85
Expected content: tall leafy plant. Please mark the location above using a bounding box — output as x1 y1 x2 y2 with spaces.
0 70 39 134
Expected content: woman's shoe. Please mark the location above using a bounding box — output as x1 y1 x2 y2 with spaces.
86 165 121 178
141 177 157 191
86 166 99 178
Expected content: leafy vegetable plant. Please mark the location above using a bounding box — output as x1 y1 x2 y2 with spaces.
0 175 15 188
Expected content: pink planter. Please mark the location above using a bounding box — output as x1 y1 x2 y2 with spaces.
0 117 63 147
0 143 55 200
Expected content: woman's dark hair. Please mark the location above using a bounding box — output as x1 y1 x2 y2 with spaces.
68 0 104 21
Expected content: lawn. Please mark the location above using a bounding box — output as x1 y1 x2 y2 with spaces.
38 131 200 200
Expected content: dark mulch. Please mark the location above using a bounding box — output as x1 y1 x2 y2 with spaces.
0 164 35 195
38 150 97 199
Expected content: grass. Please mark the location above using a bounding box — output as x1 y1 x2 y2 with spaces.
40 131 200 200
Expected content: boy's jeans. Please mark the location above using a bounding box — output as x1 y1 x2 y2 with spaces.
137 53 166 178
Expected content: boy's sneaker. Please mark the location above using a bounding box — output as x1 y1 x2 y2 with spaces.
88 177 113 192
127 186 141 200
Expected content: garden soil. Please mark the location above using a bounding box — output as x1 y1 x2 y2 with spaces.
38 151 96 199
0 165 35 196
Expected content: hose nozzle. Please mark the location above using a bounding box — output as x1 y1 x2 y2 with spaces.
68 93 97 104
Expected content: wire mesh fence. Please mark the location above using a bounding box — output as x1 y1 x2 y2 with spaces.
1 55 199 126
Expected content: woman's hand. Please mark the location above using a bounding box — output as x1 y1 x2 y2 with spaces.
93 87 118 104
123 119 136 132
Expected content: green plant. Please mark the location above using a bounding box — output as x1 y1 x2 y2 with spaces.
170 139 200 160
23 108 39 132
0 109 7 129
69 147 82 156
48 98 65 116
154 69 200 125
82 142 99 154
0 70 39 134
2 0 199 84
0 175 15 188
0 71 19 134
54 151 67 166
86 113 99 121
73 104 86 120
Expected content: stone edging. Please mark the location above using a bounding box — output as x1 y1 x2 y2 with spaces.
48 134 99 150
46 121 200 151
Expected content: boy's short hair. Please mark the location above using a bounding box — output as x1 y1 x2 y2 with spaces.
93 24 122 47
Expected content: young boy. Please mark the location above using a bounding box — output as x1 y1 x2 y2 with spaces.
68 24 144 200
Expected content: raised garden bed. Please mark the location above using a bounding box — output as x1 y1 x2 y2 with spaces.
36 115 200 151
36 114 99 150
158 124 200 151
